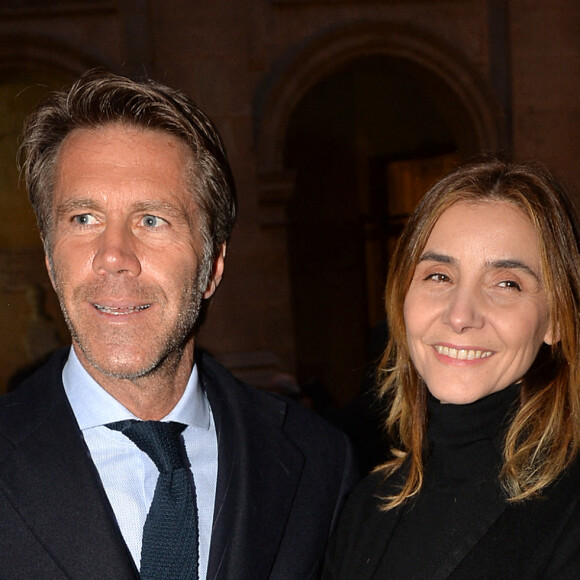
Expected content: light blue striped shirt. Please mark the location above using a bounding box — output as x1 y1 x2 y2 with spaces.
62 348 217 579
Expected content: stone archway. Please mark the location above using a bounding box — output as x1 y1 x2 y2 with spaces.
254 23 508 407
255 21 507 174
0 48 89 391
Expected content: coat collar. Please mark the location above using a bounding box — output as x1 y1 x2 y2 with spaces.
431 491 507 579
0 348 139 578
334 466 508 580
197 351 305 580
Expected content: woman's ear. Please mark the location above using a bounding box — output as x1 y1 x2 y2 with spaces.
543 320 560 346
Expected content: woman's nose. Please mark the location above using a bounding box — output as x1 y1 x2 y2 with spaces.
441 285 485 333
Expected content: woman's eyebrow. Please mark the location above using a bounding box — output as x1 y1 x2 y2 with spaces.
417 251 455 265
418 253 541 282
487 258 541 281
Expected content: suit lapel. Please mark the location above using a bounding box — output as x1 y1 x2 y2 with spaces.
199 353 304 580
346 473 406 580
349 477 508 580
432 487 508 579
0 349 139 578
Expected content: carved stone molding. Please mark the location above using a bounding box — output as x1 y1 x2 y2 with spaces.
0 0 115 17
254 20 507 173
256 170 296 227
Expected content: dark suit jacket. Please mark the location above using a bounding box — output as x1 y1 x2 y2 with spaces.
323 463 580 579
0 347 358 579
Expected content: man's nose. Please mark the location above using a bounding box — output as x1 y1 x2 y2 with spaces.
92 223 142 277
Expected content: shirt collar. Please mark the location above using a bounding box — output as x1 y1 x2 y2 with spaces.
62 347 209 431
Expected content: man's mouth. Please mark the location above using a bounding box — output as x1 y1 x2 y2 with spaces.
93 304 151 316
434 345 494 360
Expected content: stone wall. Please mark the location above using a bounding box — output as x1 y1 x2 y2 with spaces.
0 0 578 404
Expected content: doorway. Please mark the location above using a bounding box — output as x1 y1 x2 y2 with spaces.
284 55 468 407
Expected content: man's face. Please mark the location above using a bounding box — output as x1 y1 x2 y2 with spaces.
47 123 223 382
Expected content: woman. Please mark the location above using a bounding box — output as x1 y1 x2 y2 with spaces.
323 157 580 579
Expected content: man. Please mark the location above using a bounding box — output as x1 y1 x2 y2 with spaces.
0 70 357 579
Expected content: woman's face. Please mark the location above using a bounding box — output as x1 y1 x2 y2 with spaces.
403 200 554 404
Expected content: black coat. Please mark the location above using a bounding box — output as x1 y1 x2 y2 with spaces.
323 461 580 579
0 347 358 579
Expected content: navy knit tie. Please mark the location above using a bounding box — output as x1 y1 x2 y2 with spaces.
108 420 199 580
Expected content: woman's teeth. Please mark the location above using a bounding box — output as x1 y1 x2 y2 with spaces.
434 345 493 360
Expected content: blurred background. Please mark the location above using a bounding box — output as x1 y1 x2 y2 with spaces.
0 1 578 432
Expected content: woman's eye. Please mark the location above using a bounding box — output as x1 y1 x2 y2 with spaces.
72 213 96 225
141 215 167 228
425 273 450 283
498 280 522 291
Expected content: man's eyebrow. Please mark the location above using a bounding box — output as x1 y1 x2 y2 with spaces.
131 200 186 217
55 198 99 217
55 199 186 217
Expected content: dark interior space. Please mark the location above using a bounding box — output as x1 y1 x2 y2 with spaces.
284 55 461 408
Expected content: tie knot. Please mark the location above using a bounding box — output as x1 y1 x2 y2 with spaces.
107 420 188 473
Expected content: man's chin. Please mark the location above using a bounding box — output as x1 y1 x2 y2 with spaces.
94 365 155 381
76 347 162 382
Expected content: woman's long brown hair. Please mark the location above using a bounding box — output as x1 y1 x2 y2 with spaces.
376 156 580 508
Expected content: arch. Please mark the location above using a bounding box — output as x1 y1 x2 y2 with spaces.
0 34 106 80
253 22 509 407
0 37 100 392
254 21 507 174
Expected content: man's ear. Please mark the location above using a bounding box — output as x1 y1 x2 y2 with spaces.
203 244 226 299
45 253 57 291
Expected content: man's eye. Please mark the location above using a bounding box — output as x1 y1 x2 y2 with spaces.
141 215 167 228
72 214 96 225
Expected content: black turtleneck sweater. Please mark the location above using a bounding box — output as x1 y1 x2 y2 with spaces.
375 385 519 579
323 382 580 579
